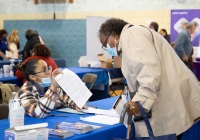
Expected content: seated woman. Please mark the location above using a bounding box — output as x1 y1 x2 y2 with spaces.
17 59 83 118
16 43 58 83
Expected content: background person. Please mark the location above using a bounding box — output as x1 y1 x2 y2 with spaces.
16 43 58 83
148 21 159 32
7 29 20 59
22 29 45 61
0 29 9 60
159 28 170 43
98 18 200 140
174 22 196 66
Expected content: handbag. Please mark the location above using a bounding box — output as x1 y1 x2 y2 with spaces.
133 102 177 140
113 102 177 140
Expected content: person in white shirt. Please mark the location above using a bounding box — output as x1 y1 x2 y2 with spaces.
7 29 20 59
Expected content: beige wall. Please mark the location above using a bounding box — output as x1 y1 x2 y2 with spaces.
0 10 171 33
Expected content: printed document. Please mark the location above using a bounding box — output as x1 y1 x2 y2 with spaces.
55 68 92 109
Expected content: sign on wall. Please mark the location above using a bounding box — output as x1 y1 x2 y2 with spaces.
171 9 200 47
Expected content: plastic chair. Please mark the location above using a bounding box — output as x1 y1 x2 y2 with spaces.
82 73 97 90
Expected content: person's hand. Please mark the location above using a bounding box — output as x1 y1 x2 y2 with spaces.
124 101 140 116
182 53 188 62
50 68 63 91
75 104 88 112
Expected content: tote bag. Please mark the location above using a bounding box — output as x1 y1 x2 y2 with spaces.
113 102 177 140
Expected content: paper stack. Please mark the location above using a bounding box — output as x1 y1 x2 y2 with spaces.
56 122 102 134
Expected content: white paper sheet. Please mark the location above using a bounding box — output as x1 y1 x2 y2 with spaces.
56 108 86 114
80 115 119 125
55 68 92 109
82 107 118 117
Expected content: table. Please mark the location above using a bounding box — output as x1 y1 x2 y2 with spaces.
0 76 22 87
0 96 127 140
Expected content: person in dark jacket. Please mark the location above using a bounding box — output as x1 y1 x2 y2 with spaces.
159 29 170 43
22 29 44 61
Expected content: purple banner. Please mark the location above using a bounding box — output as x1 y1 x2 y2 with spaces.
171 9 200 46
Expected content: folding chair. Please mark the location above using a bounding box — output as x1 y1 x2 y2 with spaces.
82 73 97 90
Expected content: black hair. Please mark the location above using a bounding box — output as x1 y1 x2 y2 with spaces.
150 22 159 32
22 59 40 81
25 29 38 40
160 29 167 34
98 18 128 37
0 29 8 38
32 44 51 57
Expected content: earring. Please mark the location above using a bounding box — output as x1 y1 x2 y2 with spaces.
115 40 119 44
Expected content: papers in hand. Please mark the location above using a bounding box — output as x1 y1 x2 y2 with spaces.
55 68 92 109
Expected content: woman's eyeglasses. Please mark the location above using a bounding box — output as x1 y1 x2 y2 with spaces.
34 66 52 75
101 35 110 51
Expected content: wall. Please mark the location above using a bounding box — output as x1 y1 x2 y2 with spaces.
1 0 199 31
4 20 86 66
0 0 199 66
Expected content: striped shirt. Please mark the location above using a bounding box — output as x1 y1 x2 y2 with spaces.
17 81 76 118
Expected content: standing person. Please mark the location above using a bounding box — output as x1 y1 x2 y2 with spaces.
174 22 196 65
159 29 170 43
22 29 45 61
0 29 9 60
98 18 200 139
148 21 159 32
7 29 20 59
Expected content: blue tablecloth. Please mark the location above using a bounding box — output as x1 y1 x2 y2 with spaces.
66 67 109 86
0 76 22 87
0 96 127 140
104 68 123 79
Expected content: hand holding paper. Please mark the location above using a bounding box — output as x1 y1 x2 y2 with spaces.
55 68 92 109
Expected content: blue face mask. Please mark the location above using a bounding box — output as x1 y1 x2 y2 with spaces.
38 77 52 88
107 43 118 56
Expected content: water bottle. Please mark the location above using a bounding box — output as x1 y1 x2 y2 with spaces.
0 68 3 78
10 61 15 77
8 92 17 121
9 99 24 128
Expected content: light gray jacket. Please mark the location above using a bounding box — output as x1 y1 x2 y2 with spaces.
119 24 200 137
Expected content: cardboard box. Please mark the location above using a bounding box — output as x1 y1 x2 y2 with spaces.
113 56 122 68
98 54 112 68
5 123 48 140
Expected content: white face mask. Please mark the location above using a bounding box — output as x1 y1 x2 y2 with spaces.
38 77 52 88
106 36 118 56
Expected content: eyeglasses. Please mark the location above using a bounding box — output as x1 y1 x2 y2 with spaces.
33 66 52 75
101 35 110 51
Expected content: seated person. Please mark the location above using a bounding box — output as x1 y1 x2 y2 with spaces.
17 59 85 118
16 43 58 83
